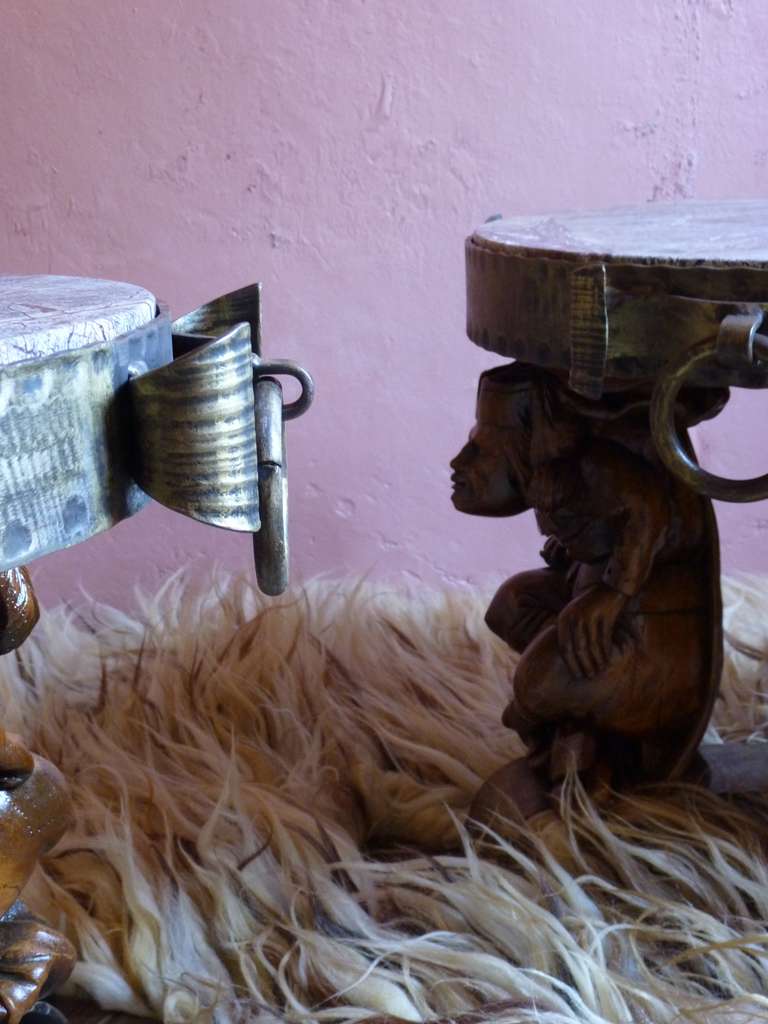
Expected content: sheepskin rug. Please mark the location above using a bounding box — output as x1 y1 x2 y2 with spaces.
4 573 768 1024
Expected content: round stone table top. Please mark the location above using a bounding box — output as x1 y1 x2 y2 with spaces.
472 199 768 268
0 275 157 367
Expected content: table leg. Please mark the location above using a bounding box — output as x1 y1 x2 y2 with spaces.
0 571 75 1024
452 364 732 823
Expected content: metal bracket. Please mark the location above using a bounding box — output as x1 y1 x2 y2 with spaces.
251 358 314 595
650 308 768 502
716 309 767 370
164 286 315 595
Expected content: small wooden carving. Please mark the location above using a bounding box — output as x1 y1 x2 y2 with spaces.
451 363 725 813
0 569 39 656
0 572 75 1020
0 724 74 1022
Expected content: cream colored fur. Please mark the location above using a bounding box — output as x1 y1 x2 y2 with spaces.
2 573 768 1023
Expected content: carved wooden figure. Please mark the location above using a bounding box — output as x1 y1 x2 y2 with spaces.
452 367 723 809
453 201 768 819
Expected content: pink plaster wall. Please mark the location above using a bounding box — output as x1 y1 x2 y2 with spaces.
3 0 768 609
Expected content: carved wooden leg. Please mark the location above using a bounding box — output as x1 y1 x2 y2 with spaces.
0 909 75 1023
0 575 75 1023
452 364 728 822
0 571 38 657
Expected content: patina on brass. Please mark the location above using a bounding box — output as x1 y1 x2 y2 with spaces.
467 201 768 392
166 284 315 589
252 377 288 596
0 308 173 574
129 322 262 532
651 310 768 501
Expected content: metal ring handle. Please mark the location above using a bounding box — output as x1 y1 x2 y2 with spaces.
252 358 315 420
650 340 768 502
253 376 288 596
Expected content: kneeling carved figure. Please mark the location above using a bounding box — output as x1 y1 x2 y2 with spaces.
451 363 724 812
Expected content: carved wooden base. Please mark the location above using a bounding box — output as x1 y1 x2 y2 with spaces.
451 362 732 812
468 742 768 840
0 575 75 1023
0 778 76 1023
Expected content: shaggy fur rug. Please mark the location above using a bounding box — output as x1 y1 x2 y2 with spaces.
4 573 768 1024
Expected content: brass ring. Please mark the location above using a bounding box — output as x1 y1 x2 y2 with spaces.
253 358 315 420
650 341 768 502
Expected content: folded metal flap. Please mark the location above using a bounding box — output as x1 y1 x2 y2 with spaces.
129 323 260 532
172 283 262 356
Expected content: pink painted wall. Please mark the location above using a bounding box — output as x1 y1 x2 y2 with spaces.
3 0 768 609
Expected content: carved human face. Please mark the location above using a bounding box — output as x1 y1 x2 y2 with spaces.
448 391 532 520
0 730 71 913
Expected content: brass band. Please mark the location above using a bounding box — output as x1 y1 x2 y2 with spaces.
465 238 768 397
0 306 173 572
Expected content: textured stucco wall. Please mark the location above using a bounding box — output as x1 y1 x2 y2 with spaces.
2 0 768 608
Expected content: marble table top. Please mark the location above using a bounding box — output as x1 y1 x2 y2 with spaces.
0 275 157 367
473 200 768 267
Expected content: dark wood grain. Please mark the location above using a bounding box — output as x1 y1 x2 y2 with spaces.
452 362 723 818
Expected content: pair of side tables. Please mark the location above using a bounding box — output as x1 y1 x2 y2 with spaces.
2 199 768 1021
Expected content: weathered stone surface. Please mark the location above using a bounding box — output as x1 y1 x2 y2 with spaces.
0 275 156 366
473 199 768 266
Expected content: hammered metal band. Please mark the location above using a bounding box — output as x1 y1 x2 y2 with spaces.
465 238 768 397
130 321 262 532
0 307 173 572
